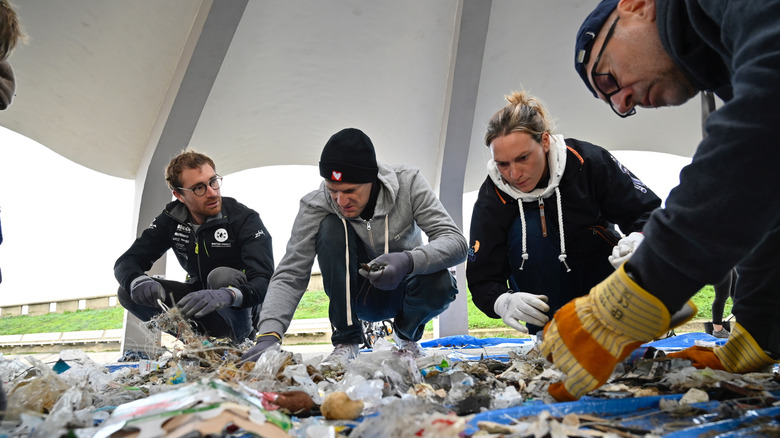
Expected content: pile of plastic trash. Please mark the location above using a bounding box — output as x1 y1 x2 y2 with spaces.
0 334 556 437
0 311 778 437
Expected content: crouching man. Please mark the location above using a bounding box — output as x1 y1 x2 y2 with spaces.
114 150 274 343
241 128 467 365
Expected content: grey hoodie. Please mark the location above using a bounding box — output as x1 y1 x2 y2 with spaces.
257 162 467 338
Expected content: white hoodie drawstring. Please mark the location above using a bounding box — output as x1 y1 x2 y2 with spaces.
384 218 389 255
517 201 529 270
341 218 353 326
515 187 570 272
555 187 571 272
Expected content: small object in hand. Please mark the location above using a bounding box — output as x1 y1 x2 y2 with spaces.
360 262 383 272
320 391 364 420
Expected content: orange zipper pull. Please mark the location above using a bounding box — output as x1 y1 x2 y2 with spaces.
538 198 548 237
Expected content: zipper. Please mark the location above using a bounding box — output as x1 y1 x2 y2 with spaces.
538 197 548 237
589 226 620 246
365 219 375 250
194 227 210 286
196 233 204 284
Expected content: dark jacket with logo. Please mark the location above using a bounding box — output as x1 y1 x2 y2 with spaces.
468 138 661 318
114 197 273 308
626 0 780 312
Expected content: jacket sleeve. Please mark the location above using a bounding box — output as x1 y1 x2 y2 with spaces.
587 145 662 234
256 194 327 337
113 213 173 293
406 170 467 273
466 180 513 319
233 209 274 308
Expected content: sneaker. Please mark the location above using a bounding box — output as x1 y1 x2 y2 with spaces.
320 343 360 369
712 328 730 339
393 332 426 358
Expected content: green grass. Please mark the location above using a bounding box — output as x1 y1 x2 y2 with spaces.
296 286 733 328
690 284 732 321
0 307 125 335
0 285 732 335
294 290 506 330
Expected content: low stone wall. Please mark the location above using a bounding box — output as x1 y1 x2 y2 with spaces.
0 273 324 317
0 295 118 317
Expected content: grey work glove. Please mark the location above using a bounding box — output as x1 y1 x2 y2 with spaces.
178 288 235 318
358 251 413 290
129 275 165 307
240 333 282 363
608 232 644 269
493 291 550 333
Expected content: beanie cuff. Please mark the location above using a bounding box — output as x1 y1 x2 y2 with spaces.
319 161 377 183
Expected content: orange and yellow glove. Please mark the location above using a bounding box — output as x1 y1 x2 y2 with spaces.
540 264 696 401
667 322 779 372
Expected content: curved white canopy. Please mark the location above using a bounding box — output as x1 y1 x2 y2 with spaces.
3 1 704 338
6 0 700 185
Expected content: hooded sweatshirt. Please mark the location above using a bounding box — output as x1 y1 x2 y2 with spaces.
468 136 661 319
627 0 780 313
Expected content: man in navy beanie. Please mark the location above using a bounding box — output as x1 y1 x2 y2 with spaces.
242 128 467 366
540 0 780 402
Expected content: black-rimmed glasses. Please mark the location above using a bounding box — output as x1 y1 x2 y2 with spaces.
177 176 222 196
590 16 636 118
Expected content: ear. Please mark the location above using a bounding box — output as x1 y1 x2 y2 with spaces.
172 190 184 202
617 0 656 22
541 132 551 153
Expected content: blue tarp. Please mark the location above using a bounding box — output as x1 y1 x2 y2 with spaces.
421 332 726 351
450 333 773 437
420 333 728 362
466 394 780 436
420 335 531 349
646 332 727 350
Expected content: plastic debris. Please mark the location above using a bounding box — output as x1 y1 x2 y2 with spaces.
2 314 778 438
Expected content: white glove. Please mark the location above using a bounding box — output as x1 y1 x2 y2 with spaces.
608 232 644 269
493 292 550 333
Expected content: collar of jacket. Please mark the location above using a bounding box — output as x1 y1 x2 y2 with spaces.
655 0 731 98
165 200 226 230
487 133 568 203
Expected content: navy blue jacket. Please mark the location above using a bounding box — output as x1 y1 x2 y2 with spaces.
114 197 273 308
468 138 660 318
628 0 780 309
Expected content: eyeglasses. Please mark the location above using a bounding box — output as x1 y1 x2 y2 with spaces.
177 176 222 196
590 16 636 118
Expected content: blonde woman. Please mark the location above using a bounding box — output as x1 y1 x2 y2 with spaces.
467 90 661 334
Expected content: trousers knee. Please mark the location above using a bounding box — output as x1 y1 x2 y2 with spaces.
116 285 132 307
207 267 246 289
319 214 344 234
317 215 348 250
407 270 458 309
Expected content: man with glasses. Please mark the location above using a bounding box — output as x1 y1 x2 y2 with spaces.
114 150 274 344
540 0 780 402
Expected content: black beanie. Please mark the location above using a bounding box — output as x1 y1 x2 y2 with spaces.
319 128 378 183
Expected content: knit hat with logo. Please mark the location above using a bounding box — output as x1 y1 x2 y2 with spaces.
319 128 378 183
